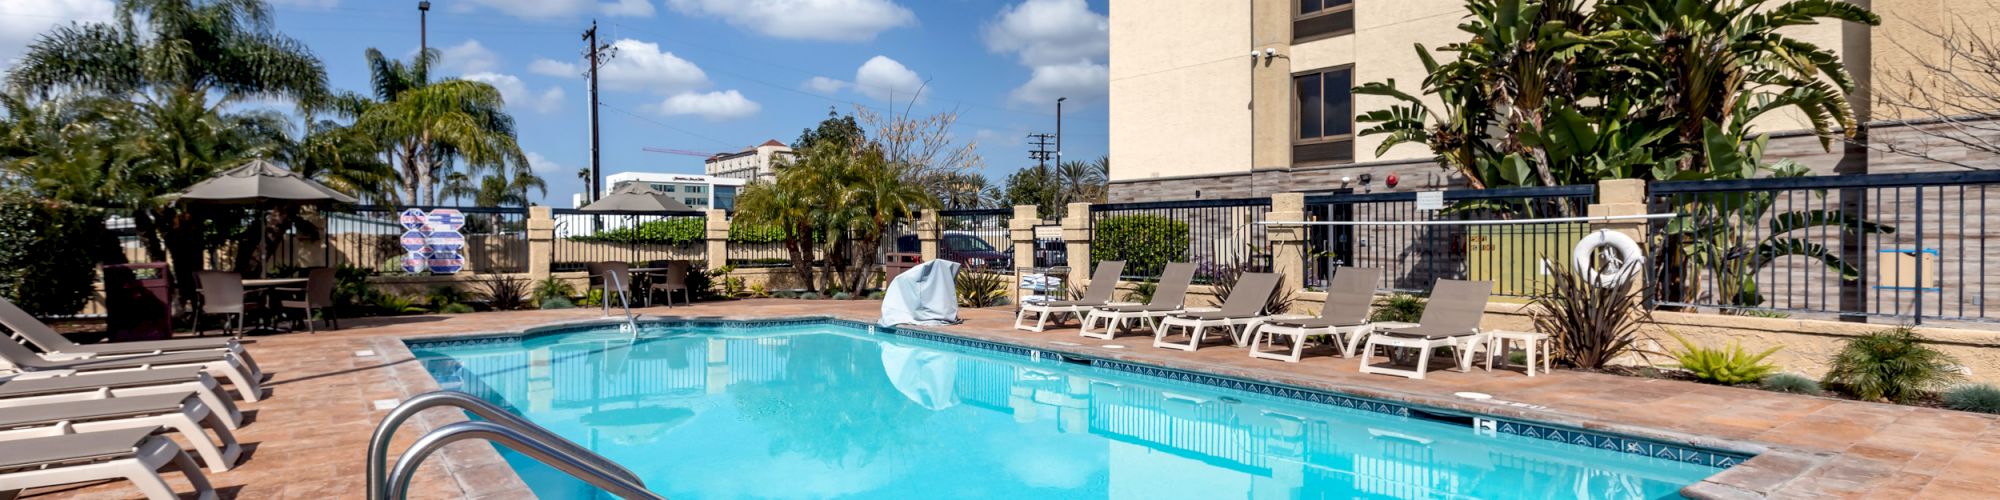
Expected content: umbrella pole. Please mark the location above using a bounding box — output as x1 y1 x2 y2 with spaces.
257 204 269 279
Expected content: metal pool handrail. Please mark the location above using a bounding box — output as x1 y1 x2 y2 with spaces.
599 271 638 332
366 390 652 500
386 420 663 500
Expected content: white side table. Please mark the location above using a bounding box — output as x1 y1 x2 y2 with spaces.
1484 330 1553 377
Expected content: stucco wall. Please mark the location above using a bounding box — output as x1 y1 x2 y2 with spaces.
1107 0 1253 181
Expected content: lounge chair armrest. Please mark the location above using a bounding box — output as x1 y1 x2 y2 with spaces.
6 369 78 380
39 351 97 361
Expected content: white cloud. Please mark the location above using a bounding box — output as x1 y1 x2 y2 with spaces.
986 0 1109 108
601 0 655 17
666 0 915 42
655 90 761 120
457 0 655 19
599 39 709 94
437 40 501 74
1008 62 1106 105
529 58 579 77
983 0 1107 67
801 76 848 94
853 55 925 104
0 0 114 69
462 72 567 114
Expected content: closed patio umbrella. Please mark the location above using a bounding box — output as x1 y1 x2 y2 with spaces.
179 159 356 277
580 183 696 212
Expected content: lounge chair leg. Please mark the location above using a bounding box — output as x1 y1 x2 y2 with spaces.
1413 346 1432 380
1289 331 1306 362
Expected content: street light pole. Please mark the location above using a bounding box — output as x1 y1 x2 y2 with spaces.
1056 97 1066 165
418 1 430 54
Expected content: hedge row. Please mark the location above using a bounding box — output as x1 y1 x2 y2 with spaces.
565 218 794 245
1090 214 1189 278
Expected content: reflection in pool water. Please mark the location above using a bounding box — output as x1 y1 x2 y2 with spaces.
411 323 1721 499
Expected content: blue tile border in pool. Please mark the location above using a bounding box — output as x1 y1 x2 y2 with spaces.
403 317 1751 469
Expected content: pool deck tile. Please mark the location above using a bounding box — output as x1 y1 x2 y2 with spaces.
18 299 1999 499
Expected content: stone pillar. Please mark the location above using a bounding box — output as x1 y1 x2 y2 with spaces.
917 209 940 262
1267 193 1307 298
1010 205 1040 304
1588 179 1648 246
527 205 554 282
705 209 729 270
1061 202 1093 287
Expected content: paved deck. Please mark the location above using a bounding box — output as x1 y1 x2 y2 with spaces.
21 299 2000 499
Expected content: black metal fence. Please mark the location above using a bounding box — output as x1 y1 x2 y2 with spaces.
1089 198 1271 282
1650 170 2000 324
550 209 707 272
272 205 529 274
1304 186 1595 297
937 208 1016 274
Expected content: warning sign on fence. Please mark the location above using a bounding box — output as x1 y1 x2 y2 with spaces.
403 208 468 275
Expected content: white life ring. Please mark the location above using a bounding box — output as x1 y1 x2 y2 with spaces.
1573 229 1643 287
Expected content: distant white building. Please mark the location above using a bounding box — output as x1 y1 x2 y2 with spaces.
600 172 747 211
704 139 794 182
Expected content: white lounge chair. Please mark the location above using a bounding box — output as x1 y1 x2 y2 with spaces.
0 392 242 472
1248 267 1381 362
1357 279 1493 380
1080 263 1196 340
0 296 260 376
0 427 216 500
1153 273 1283 351
1 337 265 403
1015 261 1125 332
0 368 244 429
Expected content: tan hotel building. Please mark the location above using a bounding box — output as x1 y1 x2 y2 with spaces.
1107 0 1999 202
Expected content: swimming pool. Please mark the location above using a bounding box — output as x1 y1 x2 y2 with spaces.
408 320 1737 499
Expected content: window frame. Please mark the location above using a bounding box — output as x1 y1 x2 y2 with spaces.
1294 0 1356 43
1291 64 1356 147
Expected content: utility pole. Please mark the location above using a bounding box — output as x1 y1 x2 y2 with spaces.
418 1 430 54
1056 97 1066 165
582 20 615 202
1027 133 1056 171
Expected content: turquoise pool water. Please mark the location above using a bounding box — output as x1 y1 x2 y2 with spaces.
409 321 1728 499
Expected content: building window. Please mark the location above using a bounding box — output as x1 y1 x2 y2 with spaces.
684 185 706 194
1293 66 1355 166
1295 0 1354 42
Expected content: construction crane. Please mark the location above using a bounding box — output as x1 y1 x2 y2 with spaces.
642 147 716 158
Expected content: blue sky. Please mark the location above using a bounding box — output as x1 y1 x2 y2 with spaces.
1 0 1110 207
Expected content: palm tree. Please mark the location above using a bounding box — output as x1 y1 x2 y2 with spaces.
6 0 329 295
842 156 935 292
354 48 529 205
734 176 819 289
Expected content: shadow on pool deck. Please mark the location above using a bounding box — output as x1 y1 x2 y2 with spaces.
21 299 2000 499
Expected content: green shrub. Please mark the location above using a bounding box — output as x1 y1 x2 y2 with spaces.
371 292 426 315
772 290 798 299
957 269 1008 307
333 265 377 315
1124 280 1157 304
579 289 604 307
0 199 108 316
566 217 704 245
531 277 577 305
1943 384 2000 414
751 283 770 298
832 292 851 300
728 222 790 244
1371 294 1426 323
1760 373 1823 396
1667 332 1780 385
425 285 469 307
1091 214 1189 279
439 303 475 314
865 291 885 300
1823 327 1961 403
539 296 575 309
799 292 822 300
723 276 747 297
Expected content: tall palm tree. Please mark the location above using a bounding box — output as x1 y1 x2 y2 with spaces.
734 175 819 289
842 156 934 292
354 48 530 205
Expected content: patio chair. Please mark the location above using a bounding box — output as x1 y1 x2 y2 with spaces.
1153 273 1283 351
1079 263 1196 340
0 296 257 373
648 261 692 307
0 336 265 403
0 392 242 472
1014 260 1125 332
194 271 261 338
274 267 337 333
0 368 244 429
0 427 217 500
586 262 635 305
1247 267 1382 362
1357 279 1493 380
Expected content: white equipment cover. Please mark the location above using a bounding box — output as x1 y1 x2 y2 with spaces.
880 260 963 327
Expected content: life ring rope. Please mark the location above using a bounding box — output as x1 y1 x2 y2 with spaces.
1574 229 1643 287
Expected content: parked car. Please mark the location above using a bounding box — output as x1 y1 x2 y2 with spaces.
894 232 1013 270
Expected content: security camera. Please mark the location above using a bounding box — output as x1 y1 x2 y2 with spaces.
1265 48 1277 58
1250 50 1261 59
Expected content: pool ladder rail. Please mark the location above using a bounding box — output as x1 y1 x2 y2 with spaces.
365 390 664 500
599 271 639 333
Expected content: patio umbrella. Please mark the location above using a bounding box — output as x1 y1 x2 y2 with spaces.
580 182 696 212
179 159 357 277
